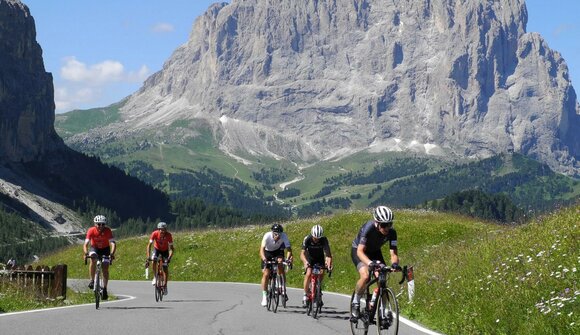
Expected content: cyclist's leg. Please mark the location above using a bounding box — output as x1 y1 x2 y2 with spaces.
100 247 111 288
151 249 160 284
87 248 99 285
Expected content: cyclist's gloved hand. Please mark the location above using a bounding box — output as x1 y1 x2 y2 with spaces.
367 260 376 268
391 263 401 271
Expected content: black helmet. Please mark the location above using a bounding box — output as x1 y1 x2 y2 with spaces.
271 223 283 233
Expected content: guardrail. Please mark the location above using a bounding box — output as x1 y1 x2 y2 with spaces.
0 264 67 300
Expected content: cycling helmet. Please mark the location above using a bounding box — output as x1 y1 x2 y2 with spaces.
271 223 283 233
311 225 324 238
373 206 394 223
157 222 167 229
93 215 107 224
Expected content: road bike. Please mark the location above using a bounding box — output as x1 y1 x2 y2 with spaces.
264 259 292 313
304 264 332 319
350 264 407 335
84 254 111 309
147 256 168 302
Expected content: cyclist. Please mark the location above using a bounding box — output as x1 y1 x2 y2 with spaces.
350 206 400 320
147 221 174 295
300 224 333 307
83 215 116 300
259 223 293 307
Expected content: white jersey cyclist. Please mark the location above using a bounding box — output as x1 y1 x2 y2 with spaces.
261 231 291 252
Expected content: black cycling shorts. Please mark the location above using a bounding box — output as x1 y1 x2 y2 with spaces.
261 248 284 269
351 247 385 270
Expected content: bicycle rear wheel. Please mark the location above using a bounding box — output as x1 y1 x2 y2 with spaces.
376 288 399 335
350 291 369 335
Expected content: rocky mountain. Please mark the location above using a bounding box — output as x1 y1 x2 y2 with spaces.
0 0 62 162
69 0 580 175
0 0 170 235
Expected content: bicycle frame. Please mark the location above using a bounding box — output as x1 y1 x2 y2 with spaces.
264 259 290 313
350 264 402 335
306 264 330 318
85 254 110 310
150 256 167 302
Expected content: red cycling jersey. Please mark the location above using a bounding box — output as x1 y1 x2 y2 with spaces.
149 230 173 252
85 226 115 249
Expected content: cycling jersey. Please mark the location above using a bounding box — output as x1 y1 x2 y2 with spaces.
149 230 173 252
85 226 115 249
301 235 330 264
351 220 397 254
261 231 291 252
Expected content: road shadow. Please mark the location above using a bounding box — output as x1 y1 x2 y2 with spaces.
162 299 220 303
275 305 351 321
105 306 172 310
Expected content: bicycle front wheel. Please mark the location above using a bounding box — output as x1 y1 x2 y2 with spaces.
312 280 322 319
350 291 369 335
273 276 280 313
266 276 275 311
94 272 101 309
154 272 162 302
376 288 399 335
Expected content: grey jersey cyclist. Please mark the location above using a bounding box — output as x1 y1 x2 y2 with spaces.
350 206 400 319
259 223 293 306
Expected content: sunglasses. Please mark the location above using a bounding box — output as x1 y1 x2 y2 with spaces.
273 232 280 237
378 222 393 228
97 223 106 227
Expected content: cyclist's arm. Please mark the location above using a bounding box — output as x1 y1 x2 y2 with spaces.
259 245 267 262
83 239 90 256
299 249 308 267
168 243 174 259
146 240 153 259
356 243 372 266
389 248 399 266
285 246 293 262
109 240 116 257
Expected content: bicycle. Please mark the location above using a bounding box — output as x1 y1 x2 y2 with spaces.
264 259 292 313
304 264 332 319
349 263 407 335
84 254 112 309
147 256 168 302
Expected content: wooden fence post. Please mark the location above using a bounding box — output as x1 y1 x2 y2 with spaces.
52 264 67 300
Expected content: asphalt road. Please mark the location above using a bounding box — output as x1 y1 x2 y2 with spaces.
0 280 441 335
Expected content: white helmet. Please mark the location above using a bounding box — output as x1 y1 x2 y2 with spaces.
311 225 324 238
157 222 167 229
373 206 394 224
93 215 107 224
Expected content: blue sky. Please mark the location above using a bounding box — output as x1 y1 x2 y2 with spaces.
22 0 580 113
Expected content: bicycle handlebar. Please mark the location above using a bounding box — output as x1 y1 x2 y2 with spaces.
368 262 407 284
264 259 293 270
302 264 333 278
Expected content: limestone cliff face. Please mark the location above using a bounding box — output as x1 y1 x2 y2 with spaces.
0 0 62 162
90 1 580 174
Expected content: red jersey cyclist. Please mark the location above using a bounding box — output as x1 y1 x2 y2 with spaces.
83 215 116 300
147 221 174 295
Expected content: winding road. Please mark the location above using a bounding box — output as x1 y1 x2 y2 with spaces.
0 280 441 335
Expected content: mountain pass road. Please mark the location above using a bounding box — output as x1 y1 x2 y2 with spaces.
0 280 441 335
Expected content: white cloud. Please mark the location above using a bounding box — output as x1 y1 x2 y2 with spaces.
54 57 151 113
152 23 175 33
61 57 125 84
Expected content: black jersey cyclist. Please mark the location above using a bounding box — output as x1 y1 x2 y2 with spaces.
300 224 333 307
350 206 400 320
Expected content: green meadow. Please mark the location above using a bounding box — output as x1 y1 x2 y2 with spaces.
4 206 578 334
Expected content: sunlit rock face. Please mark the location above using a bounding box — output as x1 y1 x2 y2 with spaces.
83 0 580 173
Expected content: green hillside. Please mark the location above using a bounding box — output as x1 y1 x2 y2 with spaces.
40 205 579 335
